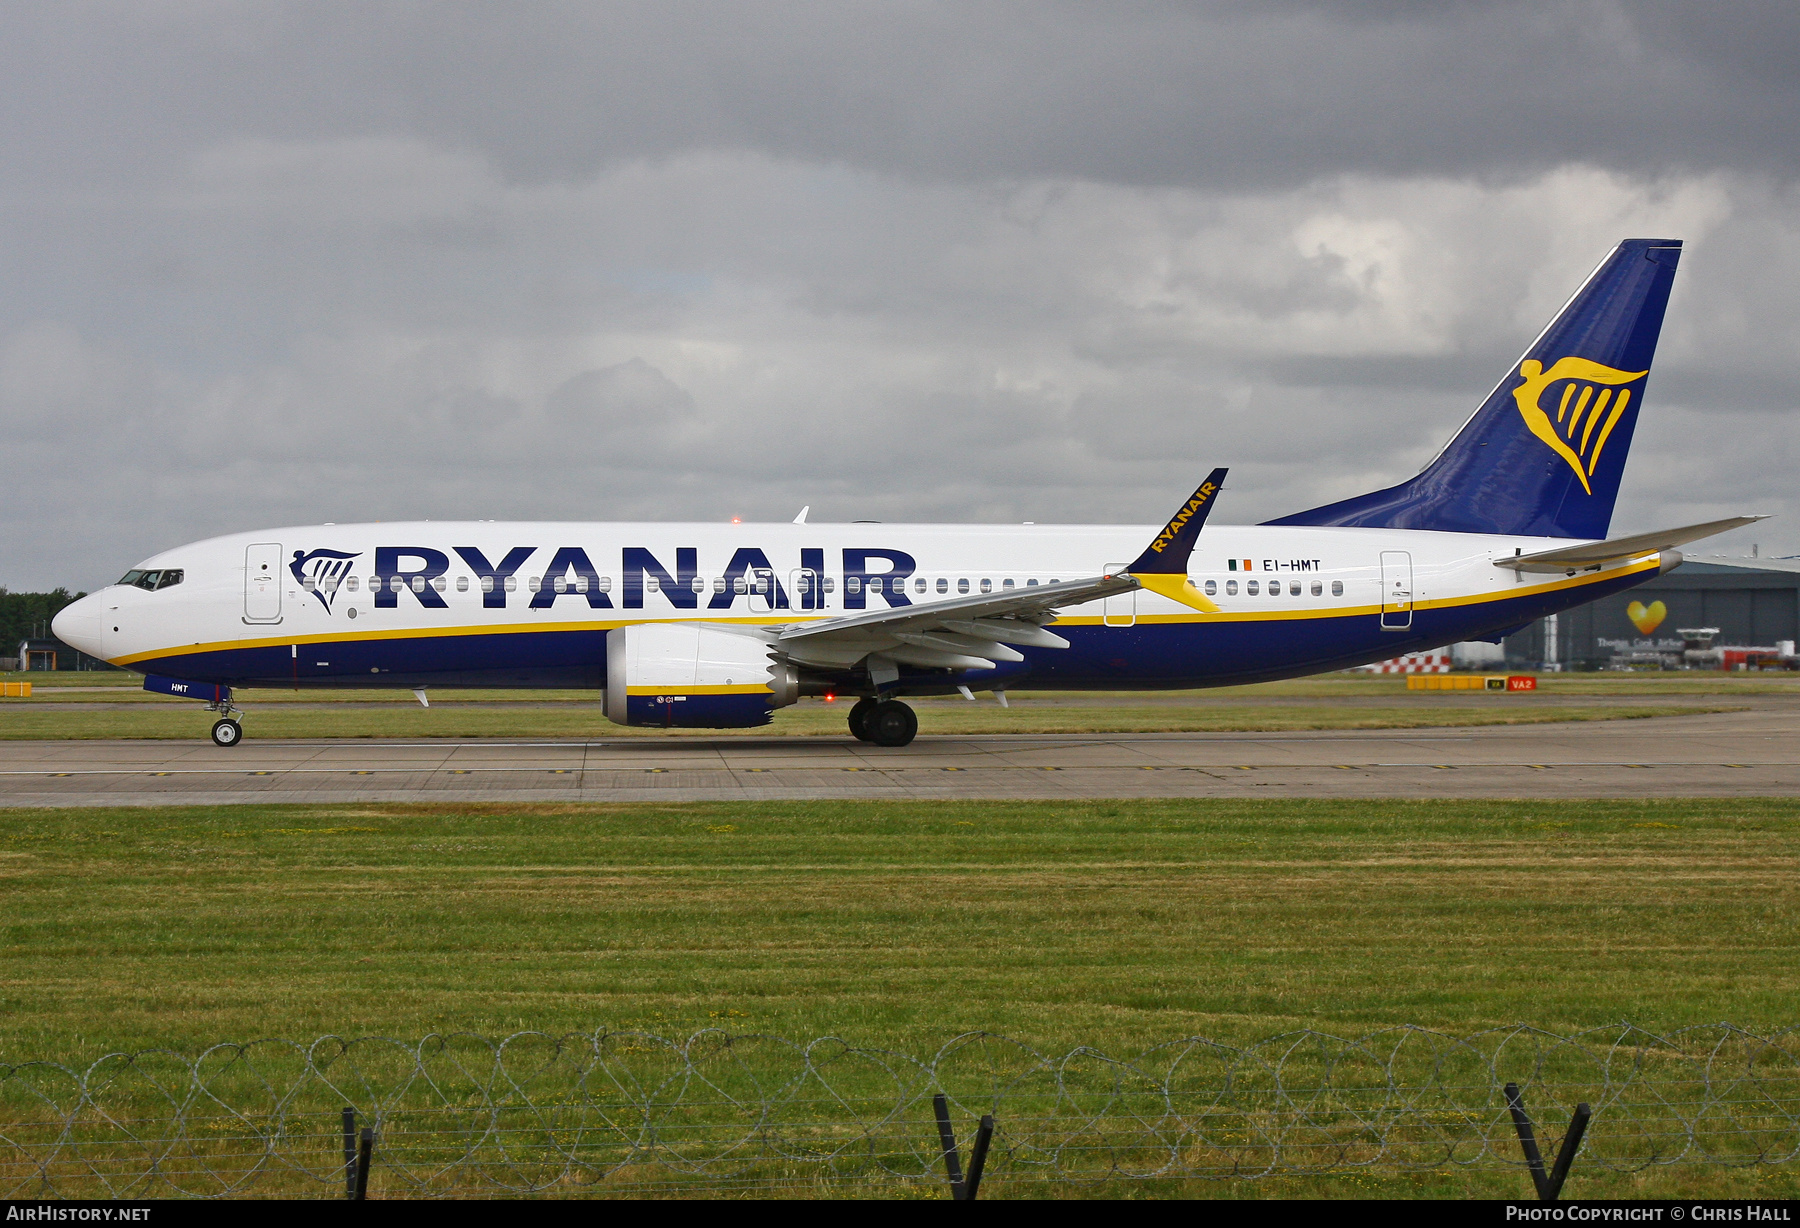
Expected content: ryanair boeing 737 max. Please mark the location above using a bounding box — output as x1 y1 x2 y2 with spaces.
53 238 1764 746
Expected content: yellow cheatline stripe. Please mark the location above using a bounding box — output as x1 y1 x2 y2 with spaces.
626 684 770 696
115 554 1660 664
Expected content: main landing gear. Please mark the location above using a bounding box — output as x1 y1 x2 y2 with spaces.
847 697 917 747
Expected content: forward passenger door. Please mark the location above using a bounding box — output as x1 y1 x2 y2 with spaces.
244 543 283 624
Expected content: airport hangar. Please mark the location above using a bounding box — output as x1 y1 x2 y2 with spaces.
1499 556 1800 671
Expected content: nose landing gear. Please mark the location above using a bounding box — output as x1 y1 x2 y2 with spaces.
206 693 245 747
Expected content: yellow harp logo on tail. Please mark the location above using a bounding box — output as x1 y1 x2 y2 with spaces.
1511 357 1646 495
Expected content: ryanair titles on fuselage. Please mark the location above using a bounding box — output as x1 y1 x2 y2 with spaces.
299 544 933 614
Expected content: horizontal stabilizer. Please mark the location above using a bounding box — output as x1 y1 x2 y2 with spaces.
1496 515 1768 573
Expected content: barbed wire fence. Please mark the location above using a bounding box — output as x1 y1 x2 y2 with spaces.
4 1024 1799 1199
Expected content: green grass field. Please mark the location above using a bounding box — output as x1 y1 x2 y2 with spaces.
3 796 1798 1198
10 796 1795 1055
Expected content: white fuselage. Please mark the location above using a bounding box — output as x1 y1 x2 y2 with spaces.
57 519 1661 694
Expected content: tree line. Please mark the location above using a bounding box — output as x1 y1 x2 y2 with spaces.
1 588 87 654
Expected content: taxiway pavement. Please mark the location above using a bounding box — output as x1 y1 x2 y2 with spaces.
1 704 1795 806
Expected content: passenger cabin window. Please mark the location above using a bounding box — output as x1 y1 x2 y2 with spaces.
1310 581 1321 597
915 578 927 594
528 577 541 592
1226 580 1237 595
690 577 705 594
735 576 750 594
1288 581 1299 596
867 578 882 594
1204 579 1217 595
645 577 660 593
410 576 426 593
714 577 728 593
599 577 613 593
347 576 359 592
504 576 517 592
936 578 948 594
1026 579 1038 587
845 577 861 594
1331 580 1343 596
1246 580 1259 595
457 576 469 593
432 576 447 593
823 577 835 593
480 577 493 593
553 577 567 593
1003 578 1015 589
980 578 992 593
957 578 970 594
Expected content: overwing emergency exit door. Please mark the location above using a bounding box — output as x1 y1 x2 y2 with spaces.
747 567 780 613
1380 550 1413 630
790 568 822 611
244 543 283 624
1102 563 1136 626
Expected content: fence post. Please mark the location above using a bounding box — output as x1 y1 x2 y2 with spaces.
1505 1083 1590 1202
355 1125 374 1201
341 1107 357 1201
963 1115 995 1201
933 1093 965 1199
1546 1103 1593 1201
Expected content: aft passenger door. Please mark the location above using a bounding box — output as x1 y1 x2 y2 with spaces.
244 543 283 624
1379 550 1413 630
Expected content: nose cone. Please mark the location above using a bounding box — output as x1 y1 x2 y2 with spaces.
51 594 105 657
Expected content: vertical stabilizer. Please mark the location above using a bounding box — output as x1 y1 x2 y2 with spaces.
1266 239 1682 539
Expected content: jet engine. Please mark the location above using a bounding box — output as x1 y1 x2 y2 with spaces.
603 623 798 728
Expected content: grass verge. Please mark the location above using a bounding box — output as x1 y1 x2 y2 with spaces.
3 796 1797 1198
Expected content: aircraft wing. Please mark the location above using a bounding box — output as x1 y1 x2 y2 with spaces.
1495 515 1768 574
773 573 1139 671
774 467 1230 678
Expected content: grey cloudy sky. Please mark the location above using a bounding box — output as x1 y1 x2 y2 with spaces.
4 0 1798 590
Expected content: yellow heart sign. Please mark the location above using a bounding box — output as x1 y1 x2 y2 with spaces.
1627 599 1667 635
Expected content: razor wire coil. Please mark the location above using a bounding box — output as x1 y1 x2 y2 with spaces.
4 1023 1799 1198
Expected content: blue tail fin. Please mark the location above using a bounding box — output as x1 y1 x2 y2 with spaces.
1266 238 1682 539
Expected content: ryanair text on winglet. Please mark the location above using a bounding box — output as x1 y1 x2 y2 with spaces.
1147 481 1219 554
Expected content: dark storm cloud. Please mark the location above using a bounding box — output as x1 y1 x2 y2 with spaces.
2 1 1798 589
4 0 1799 192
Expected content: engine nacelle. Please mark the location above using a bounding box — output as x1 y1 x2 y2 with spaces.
603 623 798 728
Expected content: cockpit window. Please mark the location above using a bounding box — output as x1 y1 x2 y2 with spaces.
118 568 184 592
